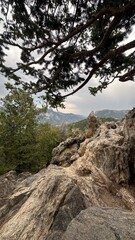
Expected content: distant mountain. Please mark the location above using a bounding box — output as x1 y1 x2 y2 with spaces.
95 109 129 119
37 108 85 125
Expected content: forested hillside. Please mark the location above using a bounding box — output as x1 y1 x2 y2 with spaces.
95 109 128 119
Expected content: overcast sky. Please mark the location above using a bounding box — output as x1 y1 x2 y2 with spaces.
58 79 135 116
0 74 135 117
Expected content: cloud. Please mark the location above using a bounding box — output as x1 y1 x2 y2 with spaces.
59 79 135 116
0 76 8 98
1 71 133 117
1 69 135 117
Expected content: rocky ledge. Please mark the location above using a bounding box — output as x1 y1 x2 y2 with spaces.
0 109 135 240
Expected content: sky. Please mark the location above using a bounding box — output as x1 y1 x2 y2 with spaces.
58 79 135 116
0 74 135 117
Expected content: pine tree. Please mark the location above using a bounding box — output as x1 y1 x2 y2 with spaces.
36 123 61 167
0 89 38 172
0 0 135 106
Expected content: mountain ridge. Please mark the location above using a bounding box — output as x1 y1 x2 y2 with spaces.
37 108 85 125
95 109 129 119
37 108 129 125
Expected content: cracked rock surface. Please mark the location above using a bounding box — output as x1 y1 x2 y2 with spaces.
0 109 135 239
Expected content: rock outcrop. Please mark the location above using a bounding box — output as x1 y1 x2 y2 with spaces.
0 109 135 239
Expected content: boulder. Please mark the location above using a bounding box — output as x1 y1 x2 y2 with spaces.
85 111 100 138
0 171 31 208
51 134 85 166
62 207 135 240
0 166 86 240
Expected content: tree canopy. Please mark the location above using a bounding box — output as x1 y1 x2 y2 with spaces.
0 0 135 107
0 88 37 171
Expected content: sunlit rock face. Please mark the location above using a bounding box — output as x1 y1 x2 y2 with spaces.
0 109 135 240
52 108 135 185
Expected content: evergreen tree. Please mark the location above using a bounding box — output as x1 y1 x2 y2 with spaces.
0 88 38 172
36 123 61 167
0 0 135 106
